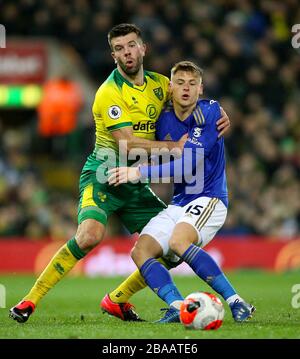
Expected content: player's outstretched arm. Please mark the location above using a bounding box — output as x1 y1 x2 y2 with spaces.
108 150 196 186
111 126 187 153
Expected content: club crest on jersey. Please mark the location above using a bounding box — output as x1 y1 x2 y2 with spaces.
153 87 163 100
193 127 202 137
108 105 121 119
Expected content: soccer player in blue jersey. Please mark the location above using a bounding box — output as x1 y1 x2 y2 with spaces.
108 61 255 323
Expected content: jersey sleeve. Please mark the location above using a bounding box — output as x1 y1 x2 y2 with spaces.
140 155 185 180
92 85 132 132
140 144 202 181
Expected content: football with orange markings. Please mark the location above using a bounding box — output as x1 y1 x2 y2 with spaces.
180 292 224 330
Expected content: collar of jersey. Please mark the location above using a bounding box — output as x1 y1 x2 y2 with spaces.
114 69 148 91
169 101 195 124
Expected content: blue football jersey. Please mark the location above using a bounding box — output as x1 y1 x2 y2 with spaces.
156 102 192 141
143 99 228 207
172 99 228 207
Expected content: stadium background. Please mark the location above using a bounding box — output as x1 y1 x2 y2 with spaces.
0 1 300 277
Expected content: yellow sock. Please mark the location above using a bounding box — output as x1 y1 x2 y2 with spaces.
23 244 78 306
109 257 171 303
109 269 146 303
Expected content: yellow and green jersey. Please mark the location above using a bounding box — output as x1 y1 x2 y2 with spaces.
83 69 169 171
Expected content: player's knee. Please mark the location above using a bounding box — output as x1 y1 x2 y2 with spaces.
76 229 102 252
169 233 193 256
131 243 144 267
131 239 159 268
169 236 182 254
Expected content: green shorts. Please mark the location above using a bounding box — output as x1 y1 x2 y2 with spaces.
77 170 167 234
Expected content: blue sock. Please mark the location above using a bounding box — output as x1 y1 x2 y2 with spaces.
140 258 183 306
181 244 236 300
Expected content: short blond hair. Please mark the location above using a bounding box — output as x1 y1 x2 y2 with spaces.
171 61 203 80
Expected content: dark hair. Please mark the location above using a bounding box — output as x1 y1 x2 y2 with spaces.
108 23 143 49
171 61 204 80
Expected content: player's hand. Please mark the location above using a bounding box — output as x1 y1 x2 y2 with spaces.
176 133 188 152
107 166 141 186
217 107 230 138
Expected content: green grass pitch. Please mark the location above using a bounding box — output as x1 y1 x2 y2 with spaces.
0 271 299 339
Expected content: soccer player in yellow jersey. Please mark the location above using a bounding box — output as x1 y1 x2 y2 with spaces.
9 24 230 323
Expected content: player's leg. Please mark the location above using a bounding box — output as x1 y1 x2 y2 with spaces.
129 205 186 323
133 237 185 324
100 185 168 319
170 197 255 322
100 257 178 321
107 270 146 304
9 219 105 323
107 256 175 303
9 170 113 323
170 222 240 305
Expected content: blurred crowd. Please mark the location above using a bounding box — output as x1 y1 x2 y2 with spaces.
0 0 300 238
0 128 78 239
